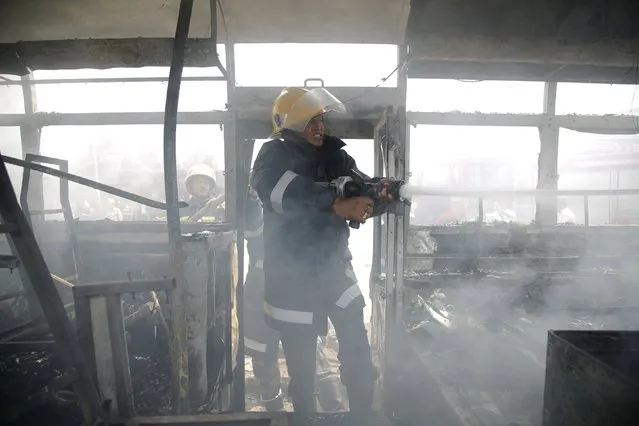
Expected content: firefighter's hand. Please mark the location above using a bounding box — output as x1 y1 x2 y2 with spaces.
378 179 397 203
379 186 394 203
332 196 374 221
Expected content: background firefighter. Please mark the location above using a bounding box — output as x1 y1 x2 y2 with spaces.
250 87 398 416
243 186 344 411
180 163 225 222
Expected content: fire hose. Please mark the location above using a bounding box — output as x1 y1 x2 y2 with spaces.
330 177 639 202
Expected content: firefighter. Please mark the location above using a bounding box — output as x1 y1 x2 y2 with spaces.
243 186 344 411
250 87 396 415
180 163 224 222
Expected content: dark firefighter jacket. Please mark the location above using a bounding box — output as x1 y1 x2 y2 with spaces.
250 133 392 333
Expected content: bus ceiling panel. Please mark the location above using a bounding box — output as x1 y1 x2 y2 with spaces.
406 0 639 84
0 0 410 44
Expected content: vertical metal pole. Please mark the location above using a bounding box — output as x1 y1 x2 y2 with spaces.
371 120 385 281
395 44 409 330
220 40 241 410
371 113 387 410
163 0 194 414
382 121 396 407
232 136 253 411
381 45 409 413
223 42 238 224
535 82 559 226
19 73 44 223
15 73 45 320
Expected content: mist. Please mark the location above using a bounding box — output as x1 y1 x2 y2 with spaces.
402 126 639 425
2 57 639 422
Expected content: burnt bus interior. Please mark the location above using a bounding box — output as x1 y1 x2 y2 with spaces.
1 0 639 425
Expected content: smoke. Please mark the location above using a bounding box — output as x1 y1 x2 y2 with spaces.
24 126 226 222
401 222 639 426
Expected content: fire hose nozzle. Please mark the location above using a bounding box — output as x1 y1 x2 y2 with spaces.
331 176 407 203
329 176 408 229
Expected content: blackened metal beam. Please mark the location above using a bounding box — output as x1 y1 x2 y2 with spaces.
407 59 639 84
408 35 639 68
0 38 220 75
72 278 175 298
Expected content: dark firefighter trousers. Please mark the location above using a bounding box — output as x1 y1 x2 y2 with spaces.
250 336 344 412
280 303 376 413
244 265 345 411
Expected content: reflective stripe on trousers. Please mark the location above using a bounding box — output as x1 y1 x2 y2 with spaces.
180 215 217 222
245 223 264 238
245 337 267 353
264 301 313 325
335 284 362 309
335 268 362 309
270 170 298 213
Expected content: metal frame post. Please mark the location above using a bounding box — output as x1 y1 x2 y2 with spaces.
223 42 238 224
395 44 409 331
373 45 410 410
371 111 388 410
11 73 46 321
163 0 194 414
232 134 255 411
219 41 239 411
536 81 560 225
18 73 44 223
382 107 400 410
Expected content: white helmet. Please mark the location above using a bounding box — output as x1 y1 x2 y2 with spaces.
185 164 216 190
